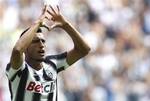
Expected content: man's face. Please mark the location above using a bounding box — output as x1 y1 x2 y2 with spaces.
26 33 46 61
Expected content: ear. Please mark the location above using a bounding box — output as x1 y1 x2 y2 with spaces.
25 47 29 55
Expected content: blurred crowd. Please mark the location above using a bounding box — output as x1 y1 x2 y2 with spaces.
1 0 150 101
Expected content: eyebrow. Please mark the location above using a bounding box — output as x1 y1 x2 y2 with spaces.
32 38 46 43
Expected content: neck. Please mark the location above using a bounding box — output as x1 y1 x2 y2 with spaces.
25 57 43 70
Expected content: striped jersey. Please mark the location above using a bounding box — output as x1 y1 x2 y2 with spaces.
6 52 69 101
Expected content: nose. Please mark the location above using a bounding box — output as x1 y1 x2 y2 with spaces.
39 40 45 48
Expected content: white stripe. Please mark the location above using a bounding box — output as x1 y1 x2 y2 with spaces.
11 76 21 101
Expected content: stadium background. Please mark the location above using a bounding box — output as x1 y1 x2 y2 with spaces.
0 0 150 101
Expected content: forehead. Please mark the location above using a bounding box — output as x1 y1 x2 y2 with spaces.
33 33 45 40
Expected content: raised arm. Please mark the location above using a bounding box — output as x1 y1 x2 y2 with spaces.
10 7 47 70
62 21 91 65
46 5 91 65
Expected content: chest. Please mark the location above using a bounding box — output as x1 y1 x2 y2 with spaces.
25 64 57 94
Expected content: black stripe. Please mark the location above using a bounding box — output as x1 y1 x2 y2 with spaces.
15 65 29 101
44 52 67 73
32 93 41 101
33 72 40 81
46 52 67 60
57 67 65 73
47 93 54 101
6 63 23 82
44 57 57 71
6 63 11 71
8 81 13 100
10 69 22 81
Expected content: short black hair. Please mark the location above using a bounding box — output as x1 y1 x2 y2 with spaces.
20 27 42 37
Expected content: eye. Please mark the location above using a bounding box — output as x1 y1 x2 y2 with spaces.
32 39 40 43
41 39 46 43
32 39 46 44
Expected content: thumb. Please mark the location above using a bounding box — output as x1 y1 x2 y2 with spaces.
50 23 62 29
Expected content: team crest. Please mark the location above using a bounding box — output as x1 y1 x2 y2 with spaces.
45 69 53 79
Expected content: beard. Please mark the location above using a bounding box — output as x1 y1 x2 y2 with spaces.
33 55 46 62
35 58 45 62
25 54 45 62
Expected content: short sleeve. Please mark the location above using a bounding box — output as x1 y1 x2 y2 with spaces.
45 52 70 73
5 61 26 81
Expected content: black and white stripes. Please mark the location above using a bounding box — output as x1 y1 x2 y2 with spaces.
6 52 69 101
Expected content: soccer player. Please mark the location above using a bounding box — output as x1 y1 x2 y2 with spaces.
5 5 90 101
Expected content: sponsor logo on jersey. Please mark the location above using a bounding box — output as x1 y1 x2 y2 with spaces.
26 81 55 93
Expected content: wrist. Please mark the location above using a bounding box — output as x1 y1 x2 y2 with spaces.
61 21 70 29
35 19 43 25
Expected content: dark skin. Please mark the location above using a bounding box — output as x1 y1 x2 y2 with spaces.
10 5 90 70
25 33 46 70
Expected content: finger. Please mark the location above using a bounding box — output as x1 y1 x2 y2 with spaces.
49 5 57 14
57 5 60 13
51 23 62 28
41 24 51 31
45 16 51 21
47 9 55 17
42 5 47 14
43 5 46 12
40 14 46 21
50 24 57 29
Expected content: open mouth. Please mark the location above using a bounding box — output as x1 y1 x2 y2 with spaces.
38 50 45 55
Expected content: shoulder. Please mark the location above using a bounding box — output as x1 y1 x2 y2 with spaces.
44 52 69 73
45 52 67 60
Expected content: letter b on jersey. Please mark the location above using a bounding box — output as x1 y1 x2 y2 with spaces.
26 82 41 93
